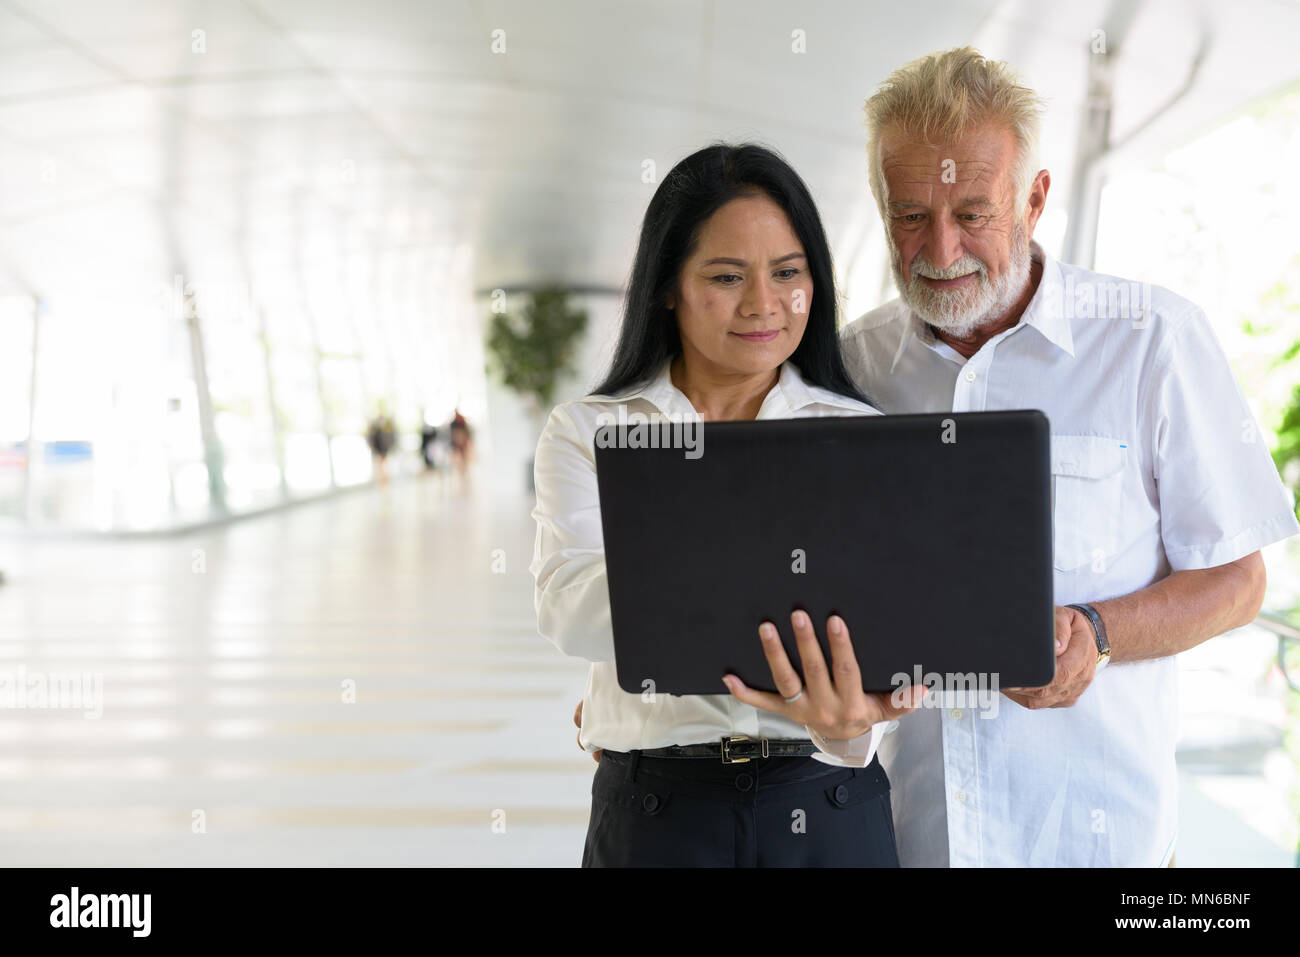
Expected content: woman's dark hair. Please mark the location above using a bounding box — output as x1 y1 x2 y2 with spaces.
592 142 869 404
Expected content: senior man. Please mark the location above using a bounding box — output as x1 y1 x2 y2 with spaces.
725 47 1299 866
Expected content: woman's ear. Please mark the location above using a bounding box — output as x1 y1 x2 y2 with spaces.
665 276 681 312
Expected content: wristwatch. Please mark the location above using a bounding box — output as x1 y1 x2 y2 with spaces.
1067 603 1111 670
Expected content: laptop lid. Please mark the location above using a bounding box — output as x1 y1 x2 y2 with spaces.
594 410 1055 696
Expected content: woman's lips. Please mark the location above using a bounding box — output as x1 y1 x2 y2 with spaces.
732 330 781 342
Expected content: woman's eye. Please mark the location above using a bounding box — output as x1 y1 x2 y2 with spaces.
774 268 800 280
712 274 742 284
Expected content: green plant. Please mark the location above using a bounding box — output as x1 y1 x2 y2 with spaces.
1244 257 1300 520
485 286 589 412
1274 382 1300 520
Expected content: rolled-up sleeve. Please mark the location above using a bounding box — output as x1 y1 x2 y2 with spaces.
530 403 616 662
1147 308 1300 570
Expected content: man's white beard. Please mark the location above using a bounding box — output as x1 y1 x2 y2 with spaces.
891 223 1031 339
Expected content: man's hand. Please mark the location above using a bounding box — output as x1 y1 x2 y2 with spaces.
573 699 600 763
1003 605 1098 709
721 610 926 740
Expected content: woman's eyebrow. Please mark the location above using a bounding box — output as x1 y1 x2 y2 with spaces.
700 252 806 266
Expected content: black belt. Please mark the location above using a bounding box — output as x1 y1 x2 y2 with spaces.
637 735 818 764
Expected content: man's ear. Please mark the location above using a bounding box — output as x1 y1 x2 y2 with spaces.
1024 168 1051 235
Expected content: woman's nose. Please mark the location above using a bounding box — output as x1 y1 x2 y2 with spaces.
741 277 780 318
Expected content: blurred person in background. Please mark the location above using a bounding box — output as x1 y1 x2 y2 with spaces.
448 407 473 482
366 405 396 484
419 410 439 471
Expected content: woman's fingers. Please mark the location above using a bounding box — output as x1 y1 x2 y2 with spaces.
721 672 792 715
790 609 835 702
824 614 862 696
574 699 600 762
723 624 810 719
757 620 807 702
724 614 933 741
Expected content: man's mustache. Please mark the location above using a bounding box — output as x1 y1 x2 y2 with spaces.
909 257 989 282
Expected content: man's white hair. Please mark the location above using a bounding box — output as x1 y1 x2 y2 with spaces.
864 46 1045 214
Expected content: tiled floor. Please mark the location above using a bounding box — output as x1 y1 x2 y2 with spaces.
0 472 594 866
0 470 1294 867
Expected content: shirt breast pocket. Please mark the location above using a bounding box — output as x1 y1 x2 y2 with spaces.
1050 435 1129 573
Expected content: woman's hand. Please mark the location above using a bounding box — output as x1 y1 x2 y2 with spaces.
573 699 600 763
721 610 926 740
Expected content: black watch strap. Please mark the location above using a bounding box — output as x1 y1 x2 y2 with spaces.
1067 603 1111 661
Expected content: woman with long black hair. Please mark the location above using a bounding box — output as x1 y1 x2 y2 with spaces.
531 143 919 867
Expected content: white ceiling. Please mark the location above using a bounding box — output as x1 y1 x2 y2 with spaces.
1 0 1298 325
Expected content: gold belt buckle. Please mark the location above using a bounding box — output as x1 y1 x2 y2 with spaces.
720 735 769 764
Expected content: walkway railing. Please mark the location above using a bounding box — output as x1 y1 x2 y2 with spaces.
1256 611 1300 693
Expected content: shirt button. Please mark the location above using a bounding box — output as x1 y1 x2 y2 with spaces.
955 790 968 803
834 784 850 804
964 370 977 382
950 709 964 720
642 793 660 813
735 772 754 792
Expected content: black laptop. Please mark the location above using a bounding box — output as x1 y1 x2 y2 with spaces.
593 410 1055 696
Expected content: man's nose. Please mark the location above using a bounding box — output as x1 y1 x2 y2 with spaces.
925 216 965 271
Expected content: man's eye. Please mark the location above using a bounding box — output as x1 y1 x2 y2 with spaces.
899 213 925 224
959 214 986 224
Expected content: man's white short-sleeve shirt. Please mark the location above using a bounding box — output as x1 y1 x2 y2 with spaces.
839 241 1300 866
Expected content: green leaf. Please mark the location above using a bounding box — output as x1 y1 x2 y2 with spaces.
484 286 589 410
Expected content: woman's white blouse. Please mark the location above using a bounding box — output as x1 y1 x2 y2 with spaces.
530 357 888 766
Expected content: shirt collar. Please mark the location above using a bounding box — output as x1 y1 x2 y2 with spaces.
1020 242 1075 358
585 357 688 414
887 239 1075 373
587 356 862 417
